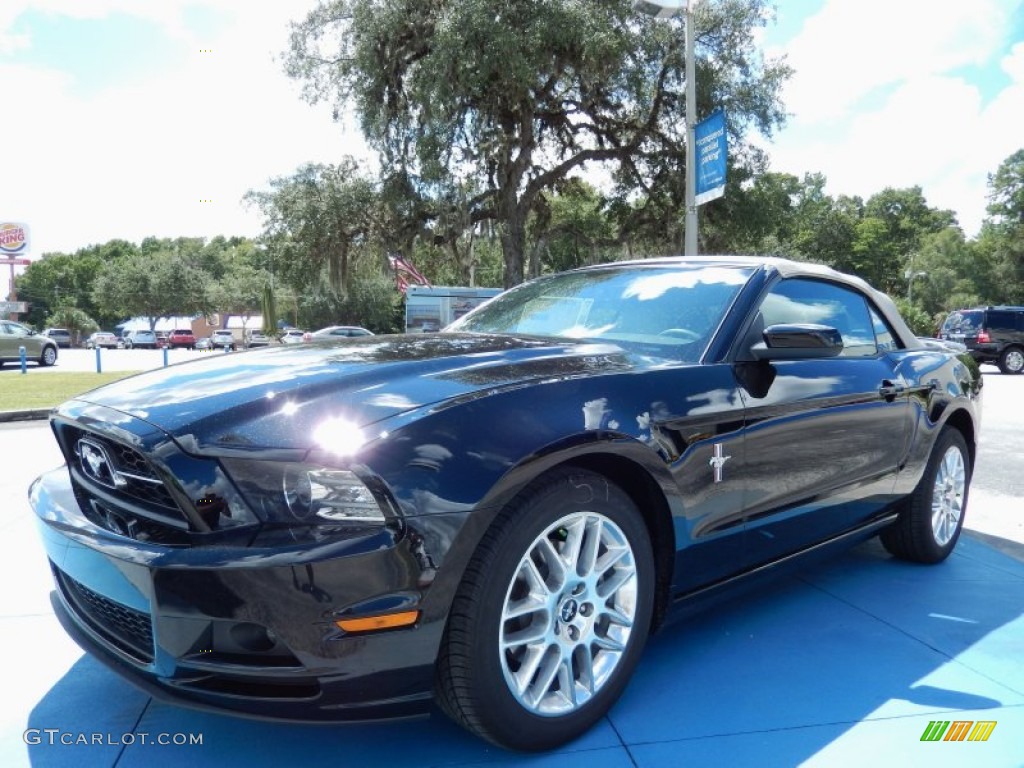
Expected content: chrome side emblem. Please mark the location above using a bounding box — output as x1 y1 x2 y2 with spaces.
709 443 731 483
77 438 126 489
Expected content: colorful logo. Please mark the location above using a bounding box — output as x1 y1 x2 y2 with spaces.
0 223 28 254
920 720 997 742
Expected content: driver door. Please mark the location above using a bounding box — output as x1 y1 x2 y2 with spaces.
736 277 913 564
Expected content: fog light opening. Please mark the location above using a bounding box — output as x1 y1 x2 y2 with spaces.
230 622 276 652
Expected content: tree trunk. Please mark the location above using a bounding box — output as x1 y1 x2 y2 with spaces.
500 213 528 288
527 236 547 280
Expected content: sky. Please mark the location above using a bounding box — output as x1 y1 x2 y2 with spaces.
1 0 1022 264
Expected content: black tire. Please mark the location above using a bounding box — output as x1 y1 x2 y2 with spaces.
997 346 1024 375
435 468 654 751
40 345 58 367
881 428 970 564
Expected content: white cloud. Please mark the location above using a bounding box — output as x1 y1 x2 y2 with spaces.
1002 41 1024 81
0 1 370 256
774 0 1009 124
762 0 1024 237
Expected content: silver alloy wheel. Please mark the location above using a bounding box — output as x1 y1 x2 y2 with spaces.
931 445 966 546
1005 348 1024 373
499 511 638 717
42 346 57 365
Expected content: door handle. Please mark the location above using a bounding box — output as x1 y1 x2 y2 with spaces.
879 380 904 401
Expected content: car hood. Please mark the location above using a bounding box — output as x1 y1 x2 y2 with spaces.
70 333 635 454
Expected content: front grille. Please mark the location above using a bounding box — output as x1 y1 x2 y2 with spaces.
56 567 154 663
58 424 192 541
73 485 190 545
70 431 179 510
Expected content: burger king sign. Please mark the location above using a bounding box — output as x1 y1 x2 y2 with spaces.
1 223 29 255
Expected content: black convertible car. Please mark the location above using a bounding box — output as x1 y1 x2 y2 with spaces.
31 257 981 751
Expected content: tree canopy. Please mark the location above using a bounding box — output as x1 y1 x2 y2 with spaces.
285 0 790 286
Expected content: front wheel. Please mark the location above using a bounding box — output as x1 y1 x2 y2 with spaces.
881 428 970 563
436 468 654 751
40 346 57 366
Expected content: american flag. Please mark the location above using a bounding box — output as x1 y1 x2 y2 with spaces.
388 253 430 293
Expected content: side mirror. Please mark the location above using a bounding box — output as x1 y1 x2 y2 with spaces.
751 323 843 361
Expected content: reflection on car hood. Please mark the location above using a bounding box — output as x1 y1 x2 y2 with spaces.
70 333 634 453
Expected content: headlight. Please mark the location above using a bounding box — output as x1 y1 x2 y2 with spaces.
282 466 382 522
221 459 389 526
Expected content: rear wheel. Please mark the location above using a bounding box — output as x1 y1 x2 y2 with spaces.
998 346 1024 375
436 468 654 751
881 428 969 563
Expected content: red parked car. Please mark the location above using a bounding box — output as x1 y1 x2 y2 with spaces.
166 329 196 349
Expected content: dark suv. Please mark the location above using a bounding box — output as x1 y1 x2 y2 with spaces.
940 306 1024 374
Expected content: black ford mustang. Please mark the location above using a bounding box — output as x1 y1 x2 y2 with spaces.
31 257 981 751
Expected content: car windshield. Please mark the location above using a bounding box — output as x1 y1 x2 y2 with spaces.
447 264 753 361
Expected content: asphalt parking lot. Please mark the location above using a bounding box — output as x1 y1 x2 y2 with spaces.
1 367 1022 767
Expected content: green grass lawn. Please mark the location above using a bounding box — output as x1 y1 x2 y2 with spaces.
0 371 141 411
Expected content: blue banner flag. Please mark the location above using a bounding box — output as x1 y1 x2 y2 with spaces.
695 110 727 205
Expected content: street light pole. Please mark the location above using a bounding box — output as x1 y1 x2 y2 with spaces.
905 269 927 304
636 0 699 255
683 0 697 256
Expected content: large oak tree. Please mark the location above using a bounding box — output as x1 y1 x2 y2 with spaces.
285 0 790 287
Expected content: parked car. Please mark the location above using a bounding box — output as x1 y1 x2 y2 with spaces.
122 330 158 349
30 257 981 752
0 320 58 366
209 330 236 351
42 328 73 348
280 329 307 344
194 336 214 351
245 330 270 348
939 305 1024 374
85 332 120 349
166 329 196 350
311 325 375 338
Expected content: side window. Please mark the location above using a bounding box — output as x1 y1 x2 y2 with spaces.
869 306 901 352
759 278 877 358
986 311 1015 331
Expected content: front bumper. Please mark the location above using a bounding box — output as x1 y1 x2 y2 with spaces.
32 466 464 723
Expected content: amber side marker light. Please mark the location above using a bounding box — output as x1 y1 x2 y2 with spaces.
336 610 419 633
